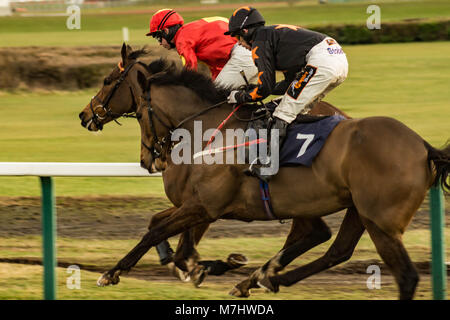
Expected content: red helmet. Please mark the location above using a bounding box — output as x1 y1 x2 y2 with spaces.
146 9 184 36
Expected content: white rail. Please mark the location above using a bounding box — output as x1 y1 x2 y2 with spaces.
0 162 162 177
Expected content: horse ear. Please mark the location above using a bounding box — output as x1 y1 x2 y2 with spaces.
137 70 148 91
121 42 128 64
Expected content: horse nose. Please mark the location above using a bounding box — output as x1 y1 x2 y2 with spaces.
140 160 145 168
79 111 85 120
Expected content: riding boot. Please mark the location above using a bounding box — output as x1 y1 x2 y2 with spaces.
245 117 288 182
155 240 174 265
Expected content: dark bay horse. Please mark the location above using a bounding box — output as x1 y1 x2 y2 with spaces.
79 44 352 287
80 45 449 299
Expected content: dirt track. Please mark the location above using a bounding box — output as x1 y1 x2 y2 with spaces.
0 195 447 240
0 195 448 293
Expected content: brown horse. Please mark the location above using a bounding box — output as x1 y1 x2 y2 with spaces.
80 45 449 299
92 47 448 299
78 44 352 286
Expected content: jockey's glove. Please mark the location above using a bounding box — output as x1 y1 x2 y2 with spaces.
227 90 248 105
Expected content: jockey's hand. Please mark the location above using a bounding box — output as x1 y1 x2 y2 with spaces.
227 90 241 104
228 90 250 104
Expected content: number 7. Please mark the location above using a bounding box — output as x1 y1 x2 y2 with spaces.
296 133 315 158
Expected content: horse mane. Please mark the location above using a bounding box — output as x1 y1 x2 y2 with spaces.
147 58 175 74
147 58 231 104
128 47 150 60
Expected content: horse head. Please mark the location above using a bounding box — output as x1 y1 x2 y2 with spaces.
78 43 151 131
135 69 175 173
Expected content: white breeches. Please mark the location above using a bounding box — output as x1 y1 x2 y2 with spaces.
214 43 259 89
273 37 348 123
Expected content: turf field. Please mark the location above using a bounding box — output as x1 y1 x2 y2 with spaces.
0 228 448 300
0 0 448 301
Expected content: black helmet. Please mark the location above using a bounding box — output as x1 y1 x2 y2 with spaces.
224 7 265 36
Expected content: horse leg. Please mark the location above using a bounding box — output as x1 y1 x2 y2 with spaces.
359 217 419 300
166 224 208 285
171 223 209 272
230 216 332 297
97 203 213 286
171 222 249 287
152 207 179 266
257 206 365 293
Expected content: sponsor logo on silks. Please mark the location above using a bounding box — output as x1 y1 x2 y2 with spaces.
287 65 317 99
326 39 337 46
327 47 344 54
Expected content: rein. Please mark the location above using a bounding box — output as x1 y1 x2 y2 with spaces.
141 84 228 160
141 91 269 160
89 61 146 129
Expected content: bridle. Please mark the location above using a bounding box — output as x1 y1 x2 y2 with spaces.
140 89 174 160
88 61 141 130
140 87 228 161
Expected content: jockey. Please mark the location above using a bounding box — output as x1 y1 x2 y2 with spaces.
146 9 258 89
146 9 258 269
225 7 348 180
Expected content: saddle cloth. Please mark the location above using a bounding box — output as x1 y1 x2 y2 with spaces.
279 114 346 167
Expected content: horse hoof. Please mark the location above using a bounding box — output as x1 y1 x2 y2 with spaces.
167 262 191 282
96 271 120 287
257 276 279 293
191 265 207 288
229 286 250 298
227 253 249 268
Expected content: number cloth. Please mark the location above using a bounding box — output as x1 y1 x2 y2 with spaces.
279 115 346 167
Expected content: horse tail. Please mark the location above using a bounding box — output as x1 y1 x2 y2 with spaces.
424 140 450 192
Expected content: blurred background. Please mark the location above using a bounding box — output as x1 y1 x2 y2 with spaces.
0 0 448 300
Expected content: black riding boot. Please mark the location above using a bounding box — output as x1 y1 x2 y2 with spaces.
245 117 289 182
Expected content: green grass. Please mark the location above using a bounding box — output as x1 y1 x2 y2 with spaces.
0 262 416 300
0 0 449 46
0 229 448 299
1 229 447 266
0 90 166 196
0 41 449 196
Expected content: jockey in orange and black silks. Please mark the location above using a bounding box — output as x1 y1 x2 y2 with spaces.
146 9 258 88
225 6 348 180
226 7 348 123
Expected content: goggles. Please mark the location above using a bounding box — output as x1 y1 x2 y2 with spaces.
231 31 244 40
152 31 164 43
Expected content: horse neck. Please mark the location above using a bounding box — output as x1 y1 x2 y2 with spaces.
151 86 248 135
128 62 149 105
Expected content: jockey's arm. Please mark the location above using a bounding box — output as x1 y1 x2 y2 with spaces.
235 41 276 103
176 40 198 71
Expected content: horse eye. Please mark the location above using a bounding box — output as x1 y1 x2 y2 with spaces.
136 112 142 120
104 77 112 86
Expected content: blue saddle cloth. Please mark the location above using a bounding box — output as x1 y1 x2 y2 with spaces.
279 115 346 167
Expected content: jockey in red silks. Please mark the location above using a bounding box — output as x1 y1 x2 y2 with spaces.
146 8 258 89
146 9 255 271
